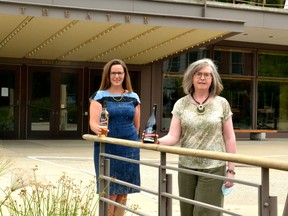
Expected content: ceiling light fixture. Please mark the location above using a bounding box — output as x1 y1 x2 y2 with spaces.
127 32 224 63
0 17 33 49
124 29 196 62
59 24 120 60
25 20 78 58
90 26 160 61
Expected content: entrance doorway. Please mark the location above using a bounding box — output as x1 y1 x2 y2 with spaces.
0 66 19 139
27 67 83 139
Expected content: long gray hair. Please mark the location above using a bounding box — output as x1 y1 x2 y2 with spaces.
182 58 223 96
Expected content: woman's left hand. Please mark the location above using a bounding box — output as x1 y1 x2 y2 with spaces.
224 172 235 188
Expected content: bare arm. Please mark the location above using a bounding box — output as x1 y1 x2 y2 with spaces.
89 100 102 135
158 115 181 146
134 104 141 132
222 116 237 186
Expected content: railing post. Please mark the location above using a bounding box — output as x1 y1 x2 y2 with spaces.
269 196 277 216
260 168 270 216
159 152 167 216
99 142 110 216
283 193 288 216
203 0 207 17
103 159 110 216
166 173 173 216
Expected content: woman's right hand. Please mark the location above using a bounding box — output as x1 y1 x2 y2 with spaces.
94 124 109 136
141 130 159 144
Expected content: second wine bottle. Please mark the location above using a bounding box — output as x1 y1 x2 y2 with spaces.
143 104 157 143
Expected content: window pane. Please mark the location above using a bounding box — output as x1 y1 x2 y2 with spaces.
162 75 184 130
0 70 15 131
163 49 209 73
214 49 253 75
163 54 187 73
31 72 51 131
258 52 288 77
258 80 288 130
188 49 210 65
222 79 252 129
60 73 78 131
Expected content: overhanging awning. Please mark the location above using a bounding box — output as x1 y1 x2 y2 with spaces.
0 1 245 65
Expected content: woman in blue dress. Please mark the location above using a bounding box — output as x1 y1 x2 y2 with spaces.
89 59 141 216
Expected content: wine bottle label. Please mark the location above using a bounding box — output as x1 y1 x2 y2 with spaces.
144 133 156 137
143 137 155 143
100 120 108 125
99 108 109 137
100 109 109 127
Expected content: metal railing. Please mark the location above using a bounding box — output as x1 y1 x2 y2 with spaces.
83 134 288 216
206 0 286 9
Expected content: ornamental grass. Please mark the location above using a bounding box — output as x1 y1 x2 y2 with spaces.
0 153 99 216
0 151 140 216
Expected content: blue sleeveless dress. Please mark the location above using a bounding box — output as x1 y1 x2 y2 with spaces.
91 90 140 194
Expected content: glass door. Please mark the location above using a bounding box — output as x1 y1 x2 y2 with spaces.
59 71 81 136
27 67 83 139
0 67 19 139
28 71 51 135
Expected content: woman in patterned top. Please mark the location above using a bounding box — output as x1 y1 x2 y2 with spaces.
156 58 236 216
89 59 141 216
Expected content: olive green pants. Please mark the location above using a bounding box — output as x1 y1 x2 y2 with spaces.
178 165 225 216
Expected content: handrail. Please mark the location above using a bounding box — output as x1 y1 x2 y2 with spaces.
83 134 288 171
82 134 288 215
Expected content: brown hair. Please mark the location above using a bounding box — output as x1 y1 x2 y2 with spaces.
99 59 133 92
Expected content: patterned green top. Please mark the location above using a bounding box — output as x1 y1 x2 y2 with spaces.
172 95 232 169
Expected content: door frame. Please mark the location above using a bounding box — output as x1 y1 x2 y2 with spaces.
0 65 20 139
26 66 84 139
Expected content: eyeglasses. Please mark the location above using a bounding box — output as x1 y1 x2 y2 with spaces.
110 72 125 77
194 72 212 79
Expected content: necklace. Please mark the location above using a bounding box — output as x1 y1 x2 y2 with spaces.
191 93 210 114
112 90 125 102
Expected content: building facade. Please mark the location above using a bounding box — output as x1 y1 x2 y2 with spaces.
0 0 288 139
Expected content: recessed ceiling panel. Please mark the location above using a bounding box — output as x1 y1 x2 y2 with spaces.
124 30 228 64
28 21 116 59
60 23 156 61
87 26 190 63
0 16 72 58
0 8 245 65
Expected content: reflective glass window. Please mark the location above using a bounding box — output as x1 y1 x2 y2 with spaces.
222 79 252 129
258 52 288 77
214 49 253 75
161 47 288 132
258 80 288 130
0 70 15 131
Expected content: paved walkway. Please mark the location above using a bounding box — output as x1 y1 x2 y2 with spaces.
0 138 287 215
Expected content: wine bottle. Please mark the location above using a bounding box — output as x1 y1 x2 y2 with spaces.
99 102 109 137
143 104 157 143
